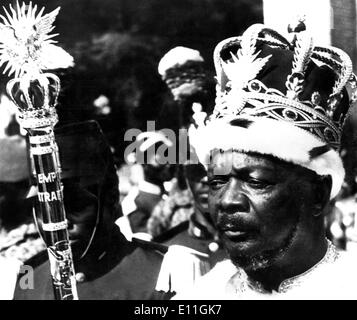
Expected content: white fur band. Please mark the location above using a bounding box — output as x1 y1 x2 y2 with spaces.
189 116 344 199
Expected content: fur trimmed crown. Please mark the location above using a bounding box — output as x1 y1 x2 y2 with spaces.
189 23 357 199
213 23 356 149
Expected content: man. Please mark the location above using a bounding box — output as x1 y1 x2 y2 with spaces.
147 48 225 288
175 22 357 299
154 161 226 267
14 121 174 300
0 93 46 299
118 131 174 241
153 47 224 263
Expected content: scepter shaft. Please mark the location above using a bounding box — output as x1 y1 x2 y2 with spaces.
29 127 78 300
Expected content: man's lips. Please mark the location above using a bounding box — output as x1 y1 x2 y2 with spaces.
197 193 208 200
219 224 258 240
224 230 251 238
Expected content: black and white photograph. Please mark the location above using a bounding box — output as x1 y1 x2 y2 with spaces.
0 0 357 305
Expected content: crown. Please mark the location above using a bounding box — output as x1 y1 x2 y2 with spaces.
6 73 60 129
208 23 357 151
188 22 357 199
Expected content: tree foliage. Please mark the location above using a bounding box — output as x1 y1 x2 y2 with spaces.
0 0 262 163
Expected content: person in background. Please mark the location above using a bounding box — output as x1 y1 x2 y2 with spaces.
146 176 194 239
0 92 45 299
145 47 226 296
151 159 226 268
14 121 176 300
333 195 357 252
117 131 175 241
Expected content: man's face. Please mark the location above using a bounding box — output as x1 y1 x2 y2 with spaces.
34 181 99 255
144 148 174 184
185 163 209 213
208 150 319 272
63 182 98 248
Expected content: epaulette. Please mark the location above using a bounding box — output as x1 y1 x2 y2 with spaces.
152 220 189 243
131 237 168 255
22 249 48 269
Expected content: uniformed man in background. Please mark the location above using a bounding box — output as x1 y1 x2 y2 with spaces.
14 121 175 300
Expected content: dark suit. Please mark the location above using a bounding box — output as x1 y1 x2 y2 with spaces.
14 228 172 300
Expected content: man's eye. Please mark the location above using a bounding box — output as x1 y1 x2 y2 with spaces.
247 178 272 189
208 178 227 189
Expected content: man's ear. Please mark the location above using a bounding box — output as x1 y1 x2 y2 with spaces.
312 175 332 215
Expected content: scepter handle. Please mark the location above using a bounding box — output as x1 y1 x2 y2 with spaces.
29 127 78 300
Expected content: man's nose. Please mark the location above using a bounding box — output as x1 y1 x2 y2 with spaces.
219 178 249 214
200 175 208 185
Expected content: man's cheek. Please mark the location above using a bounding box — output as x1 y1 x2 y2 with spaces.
256 186 294 215
68 223 93 239
208 194 218 221
257 194 301 235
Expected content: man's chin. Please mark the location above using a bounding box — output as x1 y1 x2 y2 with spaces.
229 250 273 273
222 238 276 272
221 233 260 255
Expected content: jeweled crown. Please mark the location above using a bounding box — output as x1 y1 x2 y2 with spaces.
6 74 61 129
209 23 357 150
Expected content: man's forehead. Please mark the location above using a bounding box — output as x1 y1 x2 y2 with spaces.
208 149 280 175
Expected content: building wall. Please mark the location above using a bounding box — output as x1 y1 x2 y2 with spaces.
263 0 332 45
331 0 357 68
263 0 357 69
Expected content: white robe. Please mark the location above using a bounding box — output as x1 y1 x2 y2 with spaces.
173 243 357 300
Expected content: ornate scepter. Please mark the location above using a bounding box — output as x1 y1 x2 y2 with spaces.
0 2 77 300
